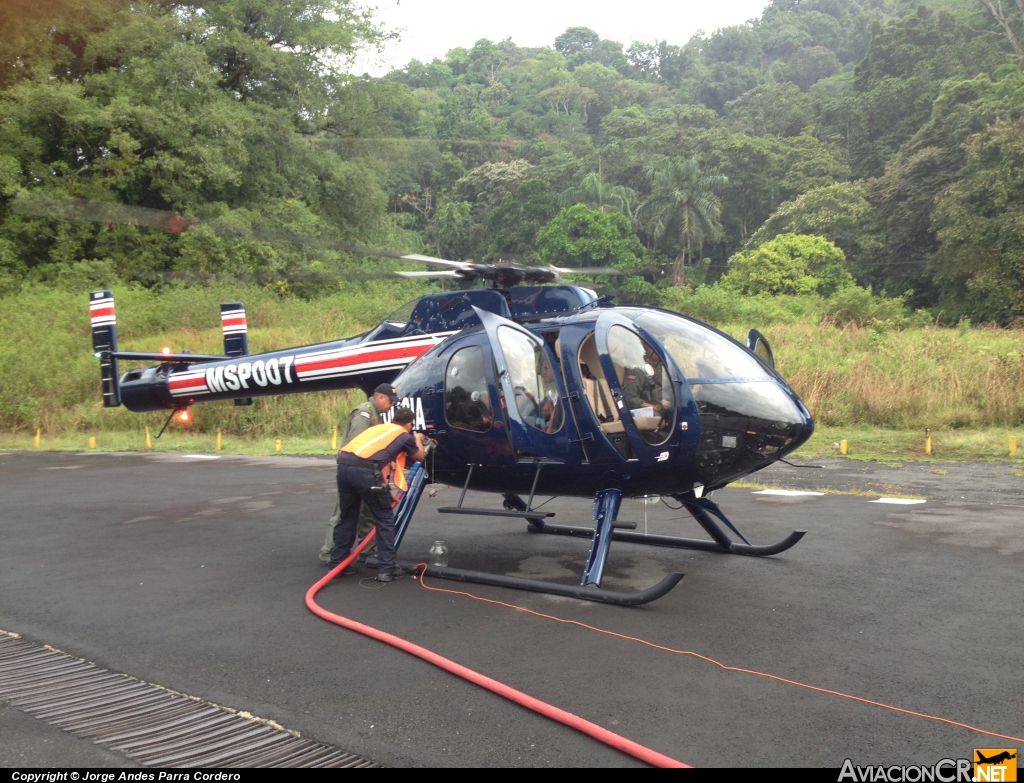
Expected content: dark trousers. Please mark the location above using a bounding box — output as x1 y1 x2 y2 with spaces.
330 463 398 570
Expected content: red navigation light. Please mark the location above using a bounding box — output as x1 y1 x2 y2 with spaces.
161 346 172 356
176 408 191 424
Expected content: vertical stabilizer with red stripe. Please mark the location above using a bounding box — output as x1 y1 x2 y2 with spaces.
90 289 121 407
221 302 253 406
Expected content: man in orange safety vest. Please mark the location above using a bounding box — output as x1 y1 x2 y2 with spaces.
329 406 426 582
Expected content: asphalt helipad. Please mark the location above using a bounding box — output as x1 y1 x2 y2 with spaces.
1 451 1021 767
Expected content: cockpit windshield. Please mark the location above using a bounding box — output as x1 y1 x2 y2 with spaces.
633 312 769 380
635 310 808 485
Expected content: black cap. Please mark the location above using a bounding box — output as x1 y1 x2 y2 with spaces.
373 383 399 403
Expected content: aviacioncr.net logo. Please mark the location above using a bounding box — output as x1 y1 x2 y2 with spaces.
839 758 973 782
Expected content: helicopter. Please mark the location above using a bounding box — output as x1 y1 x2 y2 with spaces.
53 196 816 606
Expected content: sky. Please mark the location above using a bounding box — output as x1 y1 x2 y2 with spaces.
351 0 772 75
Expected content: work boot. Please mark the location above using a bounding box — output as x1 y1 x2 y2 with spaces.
375 567 406 583
325 562 357 575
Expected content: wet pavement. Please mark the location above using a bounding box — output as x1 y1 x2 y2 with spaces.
1 451 1021 767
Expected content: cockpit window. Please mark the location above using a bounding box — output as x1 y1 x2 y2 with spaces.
497 326 564 434
444 346 493 432
606 325 674 446
384 298 418 327
634 312 769 380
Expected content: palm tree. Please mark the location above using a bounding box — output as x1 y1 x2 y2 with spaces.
637 156 727 286
559 171 637 219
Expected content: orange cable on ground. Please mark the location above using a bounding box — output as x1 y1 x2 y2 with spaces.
416 571 1024 745
305 529 689 768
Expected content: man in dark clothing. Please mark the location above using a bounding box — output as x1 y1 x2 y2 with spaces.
329 407 426 582
622 346 670 414
319 383 398 564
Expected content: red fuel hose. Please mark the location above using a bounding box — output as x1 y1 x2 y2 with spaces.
305 529 689 768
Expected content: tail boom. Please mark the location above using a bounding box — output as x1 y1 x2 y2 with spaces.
118 332 453 412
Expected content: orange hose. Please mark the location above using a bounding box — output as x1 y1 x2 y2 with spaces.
305 529 689 768
417 571 1024 746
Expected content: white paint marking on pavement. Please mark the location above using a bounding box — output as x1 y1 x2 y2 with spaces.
182 454 220 460
42 465 83 470
123 515 160 525
870 498 927 505
753 489 826 497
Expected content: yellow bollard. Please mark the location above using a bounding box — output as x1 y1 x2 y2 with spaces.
88 436 96 449
840 439 848 455
331 427 337 451
925 428 931 456
34 428 41 448
1010 435 1017 458
145 427 152 449
275 438 282 453
216 429 222 452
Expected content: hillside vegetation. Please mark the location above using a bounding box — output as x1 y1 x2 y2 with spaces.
2 285 1021 438
2 0 1024 441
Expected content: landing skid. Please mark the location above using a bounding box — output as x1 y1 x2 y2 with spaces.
381 474 798 607
385 474 685 606
531 525 805 556
405 563 683 607
528 493 806 557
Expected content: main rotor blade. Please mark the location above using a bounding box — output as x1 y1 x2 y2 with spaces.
11 194 471 268
394 270 464 278
549 265 622 277
11 193 620 282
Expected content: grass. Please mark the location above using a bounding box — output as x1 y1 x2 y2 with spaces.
6 424 1020 466
2 284 1023 455
796 425 1023 462
0 430 337 457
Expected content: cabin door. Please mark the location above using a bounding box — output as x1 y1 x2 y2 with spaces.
591 312 685 466
474 307 581 464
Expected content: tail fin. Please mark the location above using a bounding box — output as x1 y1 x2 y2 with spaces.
90 289 121 407
221 302 253 406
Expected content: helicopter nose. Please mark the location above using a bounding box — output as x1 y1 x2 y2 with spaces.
691 379 812 487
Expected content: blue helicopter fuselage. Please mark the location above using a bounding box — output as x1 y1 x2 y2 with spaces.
391 304 813 499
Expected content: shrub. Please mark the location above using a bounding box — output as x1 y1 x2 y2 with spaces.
820 286 911 327
721 234 854 296
660 285 823 325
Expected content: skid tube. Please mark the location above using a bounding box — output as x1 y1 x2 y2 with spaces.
403 563 683 607
376 485 685 606
528 493 806 557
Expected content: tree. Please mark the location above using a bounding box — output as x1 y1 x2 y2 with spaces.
558 171 636 217
724 82 814 138
849 7 1012 178
975 0 1024 56
536 204 644 272
485 178 559 260
746 183 881 276
636 157 727 286
722 233 854 296
538 82 598 120
931 118 1024 323
0 0 125 88
554 27 600 68
0 0 392 290
455 160 534 206
865 68 1024 302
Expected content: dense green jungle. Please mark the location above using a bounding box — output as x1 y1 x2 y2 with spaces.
1 0 1023 446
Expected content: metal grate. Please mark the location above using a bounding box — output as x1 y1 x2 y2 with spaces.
0 633 378 768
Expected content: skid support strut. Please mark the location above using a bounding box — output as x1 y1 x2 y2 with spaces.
582 488 621 586
534 493 805 557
